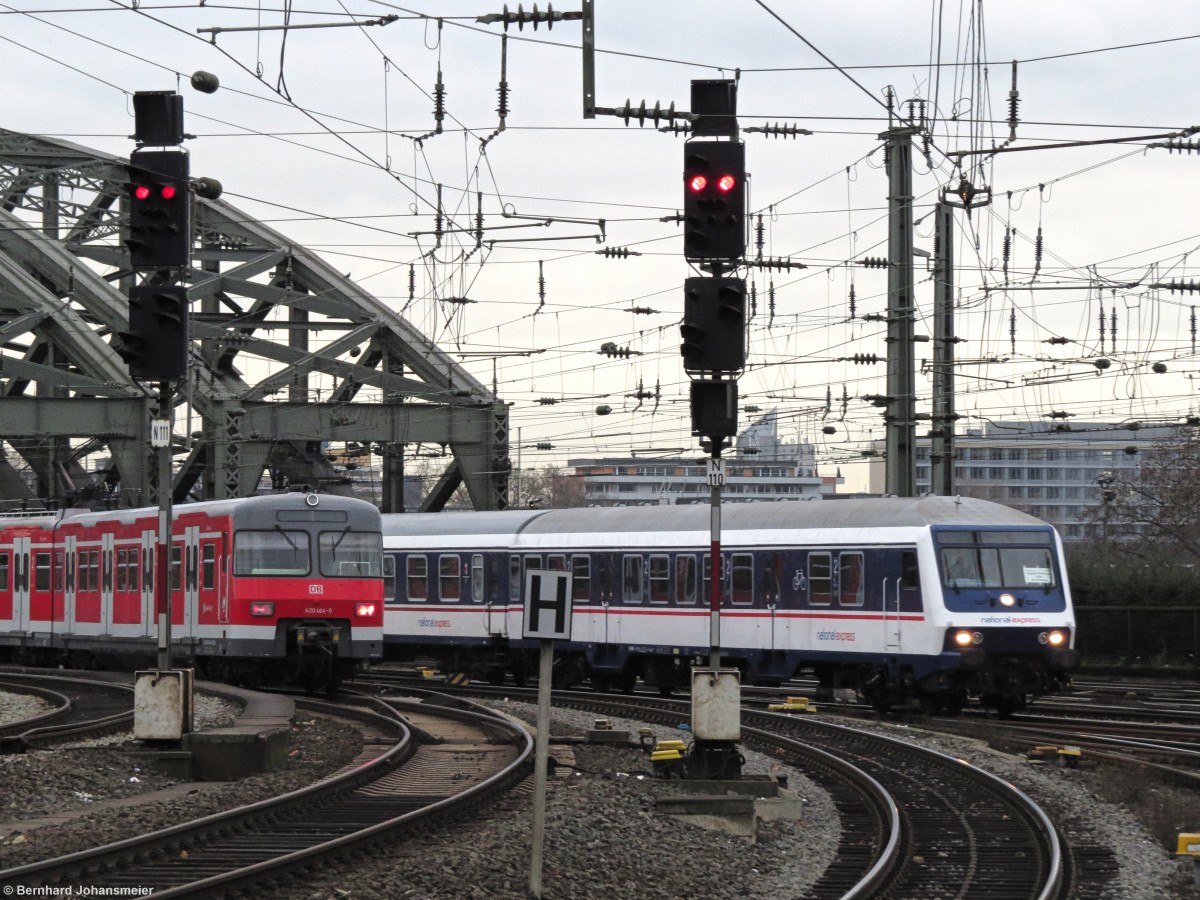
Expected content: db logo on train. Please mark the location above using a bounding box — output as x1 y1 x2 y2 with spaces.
309 584 324 594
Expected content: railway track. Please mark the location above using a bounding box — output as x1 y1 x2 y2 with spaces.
0 691 532 898
378 679 1068 900
0 672 134 749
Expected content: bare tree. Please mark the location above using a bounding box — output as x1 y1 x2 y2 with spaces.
1092 427 1200 562
514 465 586 508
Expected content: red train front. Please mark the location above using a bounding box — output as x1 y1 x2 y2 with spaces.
0 493 383 689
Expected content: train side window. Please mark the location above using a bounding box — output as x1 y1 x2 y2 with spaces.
731 553 754 605
439 555 462 602
649 554 670 603
523 555 542 592
116 549 128 592
471 554 484 602
547 554 566 571
702 553 711 603
809 553 832 606
34 552 51 592
202 544 216 590
127 549 139 593
622 555 643 603
674 555 697 605
509 555 521 603
78 550 94 593
382 556 396 601
406 555 428 601
54 552 63 592
89 551 100 593
767 552 784 602
0 553 8 591
901 551 919 590
839 552 864 607
570 554 591 603
170 546 183 592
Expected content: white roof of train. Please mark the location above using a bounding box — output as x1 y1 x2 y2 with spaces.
380 497 1050 544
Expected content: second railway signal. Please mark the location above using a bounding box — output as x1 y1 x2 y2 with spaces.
116 284 189 380
683 140 746 261
680 276 747 374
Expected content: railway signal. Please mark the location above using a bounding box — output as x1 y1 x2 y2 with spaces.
127 149 191 270
117 284 189 379
683 140 746 260
680 276 746 374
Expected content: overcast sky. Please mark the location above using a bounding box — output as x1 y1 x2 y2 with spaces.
3 1 1199 490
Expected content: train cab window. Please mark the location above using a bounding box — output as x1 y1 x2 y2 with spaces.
622 555 643 603
318 531 383 578
34 552 51 592
547 554 567 571
383 556 396 601
117 549 128 592
838 552 864 607
509 555 521 603
0 553 8 591
675 555 697 605
570 554 591 603
406 555 429 601
649 554 670 603
170 546 183 592
234 529 310 576
901 551 919 590
202 544 216 590
439 555 462 602
471 554 484 602
809 553 832 606
731 553 754 605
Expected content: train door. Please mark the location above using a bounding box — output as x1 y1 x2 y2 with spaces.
141 530 156 637
100 532 114 633
491 554 516 638
183 525 200 636
63 533 76 633
11 536 30 632
0 542 12 631
216 534 230 625
882 550 919 651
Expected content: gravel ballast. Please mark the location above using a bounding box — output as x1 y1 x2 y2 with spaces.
0 689 1194 898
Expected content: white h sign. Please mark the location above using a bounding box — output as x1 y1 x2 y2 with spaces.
522 569 573 640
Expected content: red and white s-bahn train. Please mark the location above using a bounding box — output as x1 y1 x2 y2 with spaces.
0 493 384 688
381 496 1080 714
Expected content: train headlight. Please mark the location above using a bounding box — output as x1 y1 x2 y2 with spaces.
355 603 376 618
999 593 1016 607
953 630 984 647
1046 630 1066 647
250 602 274 617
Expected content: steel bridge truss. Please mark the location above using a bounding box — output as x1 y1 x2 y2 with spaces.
0 129 509 511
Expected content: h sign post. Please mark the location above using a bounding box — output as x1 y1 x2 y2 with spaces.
523 569 572 898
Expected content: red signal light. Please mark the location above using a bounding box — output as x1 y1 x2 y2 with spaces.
134 185 151 201
717 174 737 193
688 174 707 193
161 185 177 200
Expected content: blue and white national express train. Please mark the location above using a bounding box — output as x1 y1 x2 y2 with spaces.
380 496 1079 714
